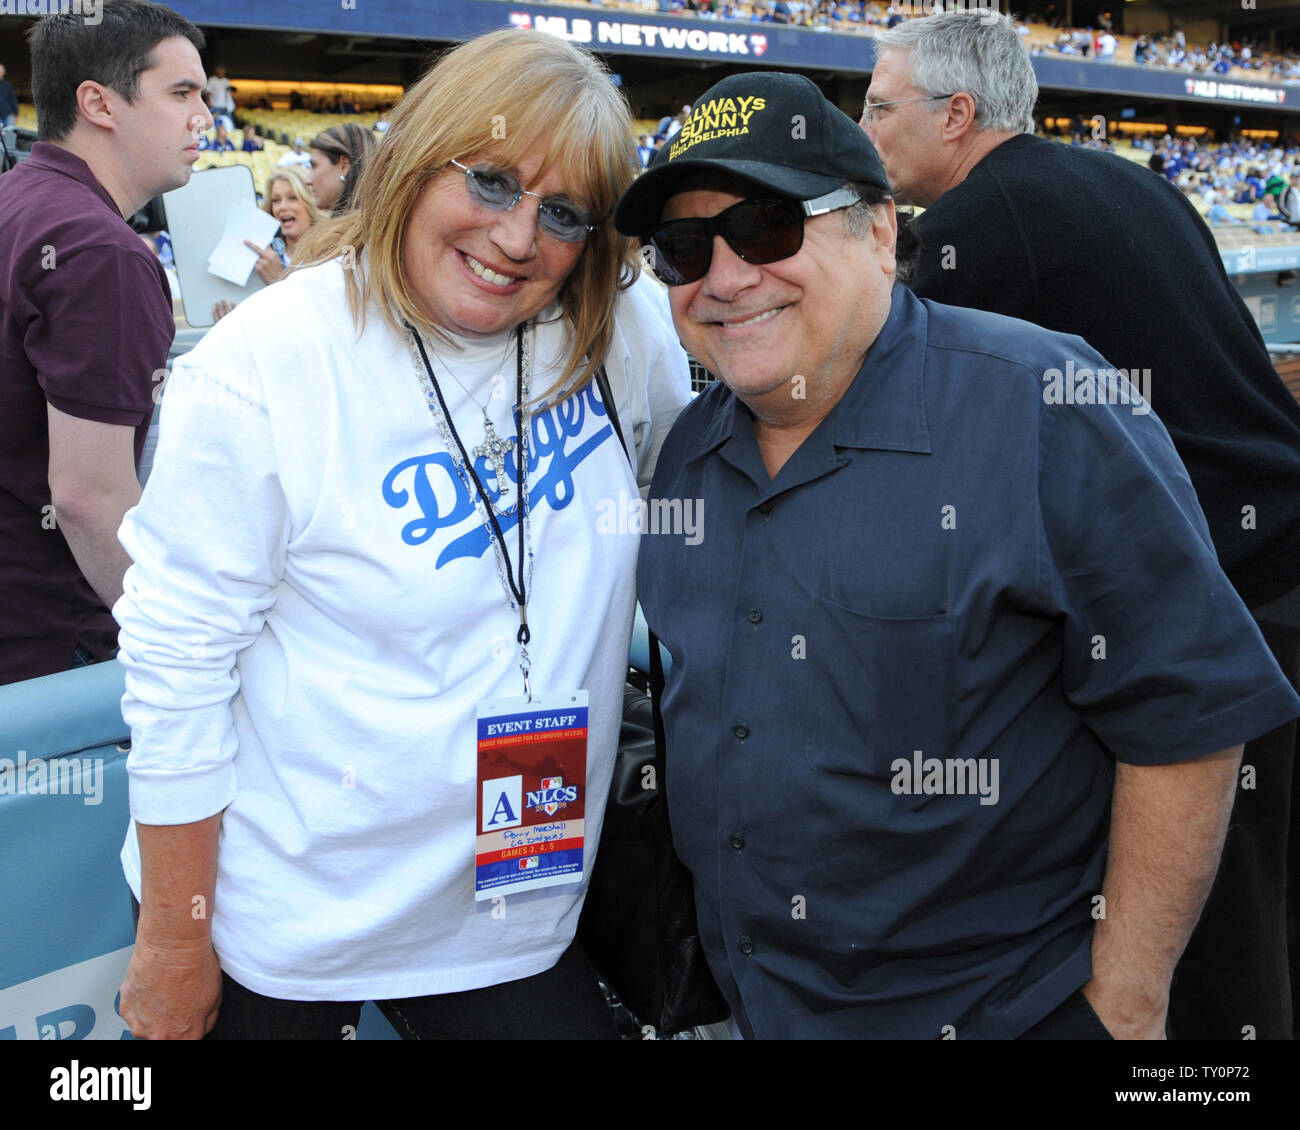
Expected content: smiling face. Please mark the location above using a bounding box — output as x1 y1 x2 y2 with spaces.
662 176 896 414
266 177 311 246
111 36 211 200
400 144 587 339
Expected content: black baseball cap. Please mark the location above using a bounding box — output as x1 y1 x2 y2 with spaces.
614 71 891 237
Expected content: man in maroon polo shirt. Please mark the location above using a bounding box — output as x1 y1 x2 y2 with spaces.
0 1 210 684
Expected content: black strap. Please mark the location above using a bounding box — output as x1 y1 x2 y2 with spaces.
595 364 667 772
407 321 530 647
647 623 667 783
594 364 631 468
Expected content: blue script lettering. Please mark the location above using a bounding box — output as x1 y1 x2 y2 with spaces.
381 383 615 567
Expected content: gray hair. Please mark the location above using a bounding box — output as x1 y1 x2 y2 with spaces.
873 9 1037 135
841 181 920 284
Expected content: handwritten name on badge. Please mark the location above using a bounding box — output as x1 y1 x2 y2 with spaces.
476 695 589 899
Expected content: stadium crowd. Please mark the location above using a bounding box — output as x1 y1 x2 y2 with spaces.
1131 134 1300 224
552 1 1300 80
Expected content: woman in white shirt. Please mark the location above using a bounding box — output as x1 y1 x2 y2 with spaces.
117 28 691 1040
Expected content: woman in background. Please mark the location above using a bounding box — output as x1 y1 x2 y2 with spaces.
307 121 375 214
261 166 324 266
212 166 323 321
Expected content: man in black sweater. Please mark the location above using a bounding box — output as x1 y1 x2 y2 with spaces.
867 10 1300 1040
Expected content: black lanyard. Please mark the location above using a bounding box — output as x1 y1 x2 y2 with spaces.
406 322 531 652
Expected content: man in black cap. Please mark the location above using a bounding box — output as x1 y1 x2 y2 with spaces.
615 71 1300 1039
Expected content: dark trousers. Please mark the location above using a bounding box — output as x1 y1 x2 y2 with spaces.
1168 580 1300 1040
1018 988 1114 1040
129 896 615 1040
72 644 115 667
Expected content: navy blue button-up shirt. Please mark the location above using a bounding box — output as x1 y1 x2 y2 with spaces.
638 285 1300 1039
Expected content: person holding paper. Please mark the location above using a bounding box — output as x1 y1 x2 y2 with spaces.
204 197 281 288
116 28 690 1040
211 167 322 321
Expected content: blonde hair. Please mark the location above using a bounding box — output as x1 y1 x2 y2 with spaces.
293 28 642 402
262 166 326 235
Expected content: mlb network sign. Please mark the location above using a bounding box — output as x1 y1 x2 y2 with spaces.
509 8 770 58
1184 77 1287 105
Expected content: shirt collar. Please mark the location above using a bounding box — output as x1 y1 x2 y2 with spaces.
26 142 123 217
690 284 933 461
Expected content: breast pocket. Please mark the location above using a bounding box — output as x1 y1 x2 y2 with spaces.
803 597 957 779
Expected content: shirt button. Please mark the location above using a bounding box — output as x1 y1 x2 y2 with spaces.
729 833 745 850
746 608 762 625
733 722 749 740
758 501 773 516
739 937 754 956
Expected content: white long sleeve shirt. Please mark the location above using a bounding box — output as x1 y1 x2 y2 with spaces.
117 260 690 1000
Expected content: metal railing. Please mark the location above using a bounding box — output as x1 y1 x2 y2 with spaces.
688 356 716 395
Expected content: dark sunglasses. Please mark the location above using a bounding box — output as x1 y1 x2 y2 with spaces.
451 158 595 243
642 187 861 286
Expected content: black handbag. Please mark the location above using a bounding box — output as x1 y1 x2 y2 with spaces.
577 366 731 1036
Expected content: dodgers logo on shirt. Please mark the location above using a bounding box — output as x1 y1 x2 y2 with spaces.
526 775 578 817
380 382 616 568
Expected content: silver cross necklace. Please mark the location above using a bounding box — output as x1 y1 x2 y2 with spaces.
405 320 537 699
422 327 520 509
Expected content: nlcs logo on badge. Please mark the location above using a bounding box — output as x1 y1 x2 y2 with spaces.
526 775 578 816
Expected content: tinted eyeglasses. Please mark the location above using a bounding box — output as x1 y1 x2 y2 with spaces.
450 158 595 243
642 187 861 286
